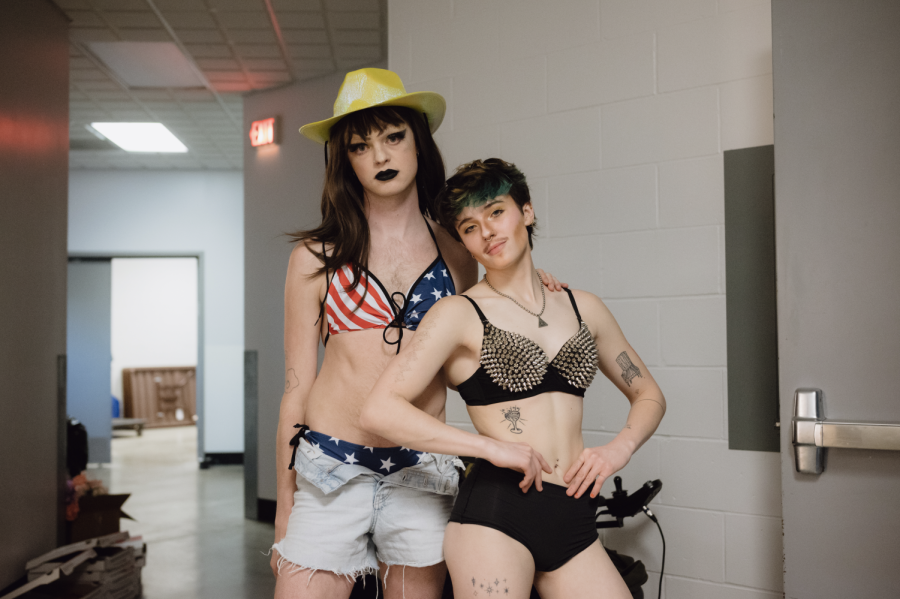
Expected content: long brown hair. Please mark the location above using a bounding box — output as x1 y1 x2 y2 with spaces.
290 106 446 289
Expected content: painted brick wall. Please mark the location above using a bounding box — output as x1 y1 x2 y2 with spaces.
389 1 781 596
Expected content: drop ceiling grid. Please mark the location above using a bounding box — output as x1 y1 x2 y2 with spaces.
57 0 385 170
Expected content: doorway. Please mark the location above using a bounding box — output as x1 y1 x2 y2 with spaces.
67 254 205 464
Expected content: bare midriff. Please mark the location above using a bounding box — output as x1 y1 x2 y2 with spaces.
467 393 585 487
304 327 448 447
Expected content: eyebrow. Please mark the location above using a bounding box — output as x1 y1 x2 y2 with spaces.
456 199 504 227
351 126 407 143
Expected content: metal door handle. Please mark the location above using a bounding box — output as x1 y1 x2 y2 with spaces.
792 388 900 474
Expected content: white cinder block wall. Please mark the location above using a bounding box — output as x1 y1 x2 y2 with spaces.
390 1 781 597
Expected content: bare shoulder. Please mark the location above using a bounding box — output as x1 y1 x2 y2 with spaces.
288 241 327 278
286 241 328 304
568 289 617 327
421 294 480 326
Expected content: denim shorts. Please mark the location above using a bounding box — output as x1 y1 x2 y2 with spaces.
272 437 461 578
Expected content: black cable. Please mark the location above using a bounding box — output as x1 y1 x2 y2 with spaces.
642 506 665 599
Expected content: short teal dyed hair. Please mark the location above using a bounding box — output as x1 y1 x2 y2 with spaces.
435 158 536 247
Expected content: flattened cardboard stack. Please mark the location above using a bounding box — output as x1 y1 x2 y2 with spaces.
1 533 145 599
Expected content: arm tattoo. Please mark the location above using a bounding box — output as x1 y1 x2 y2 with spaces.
616 351 643 387
284 368 299 392
500 406 525 434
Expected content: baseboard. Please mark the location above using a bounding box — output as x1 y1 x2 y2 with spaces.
199 452 244 469
257 498 276 523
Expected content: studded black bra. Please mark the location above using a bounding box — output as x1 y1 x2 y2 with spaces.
456 288 599 406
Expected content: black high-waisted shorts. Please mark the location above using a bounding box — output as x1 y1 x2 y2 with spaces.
449 459 601 572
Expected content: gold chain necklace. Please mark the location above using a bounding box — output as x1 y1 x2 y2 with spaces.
483 270 548 328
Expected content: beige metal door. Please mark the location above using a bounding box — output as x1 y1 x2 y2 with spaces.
774 1 900 597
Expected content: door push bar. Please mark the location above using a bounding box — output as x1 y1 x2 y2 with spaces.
793 388 900 474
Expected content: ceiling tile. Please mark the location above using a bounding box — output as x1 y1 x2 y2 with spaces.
67 11 106 28
326 0 379 12
54 0 91 9
184 44 233 58
162 12 217 29
206 0 263 10
224 29 277 44
205 72 248 83
96 99 142 109
130 90 175 101
195 58 241 70
173 29 225 43
249 72 292 85
105 12 161 28
241 58 288 70
92 0 148 9
333 30 380 45
151 0 208 11
278 12 326 29
108 110 152 120
216 12 272 29
287 43 331 59
116 29 172 42
336 44 380 59
171 89 216 101
291 58 334 70
233 44 282 58
70 57 95 69
71 68 113 81
328 11 379 30
294 68 333 80
271 0 321 10
70 29 119 43
280 29 328 44
77 81 120 91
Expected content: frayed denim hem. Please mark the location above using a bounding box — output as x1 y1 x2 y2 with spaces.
267 546 378 589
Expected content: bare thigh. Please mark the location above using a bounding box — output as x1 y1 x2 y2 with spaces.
444 522 535 599
378 561 447 599
274 567 354 599
533 540 631 599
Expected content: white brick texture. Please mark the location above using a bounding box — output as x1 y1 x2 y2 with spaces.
392 0 781 593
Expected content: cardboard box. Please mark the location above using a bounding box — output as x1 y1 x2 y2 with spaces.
66 495 132 544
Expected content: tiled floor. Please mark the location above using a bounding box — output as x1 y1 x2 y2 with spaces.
88 427 276 599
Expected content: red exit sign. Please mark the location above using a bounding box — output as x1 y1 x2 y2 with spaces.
250 117 277 147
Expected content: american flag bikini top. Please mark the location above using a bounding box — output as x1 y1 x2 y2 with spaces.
322 221 456 352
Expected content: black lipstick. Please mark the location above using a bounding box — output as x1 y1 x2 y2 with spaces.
375 169 399 181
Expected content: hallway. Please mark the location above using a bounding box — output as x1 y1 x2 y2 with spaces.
89 428 275 599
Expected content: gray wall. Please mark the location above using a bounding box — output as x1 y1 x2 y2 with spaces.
68 170 244 454
67 260 112 463
243 70 353 502
390 1 780 596
0 0 69 588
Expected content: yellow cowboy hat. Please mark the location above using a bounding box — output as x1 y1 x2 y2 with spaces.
299 68 446 144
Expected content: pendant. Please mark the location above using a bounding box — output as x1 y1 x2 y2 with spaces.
538 316 548 328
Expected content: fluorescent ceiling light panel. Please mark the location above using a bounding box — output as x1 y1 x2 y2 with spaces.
88 42 204 88
90 123 188 153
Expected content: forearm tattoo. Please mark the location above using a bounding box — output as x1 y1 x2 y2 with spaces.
500 406 525 434
470 576 509 596
616 351 643 387
284 368 299 392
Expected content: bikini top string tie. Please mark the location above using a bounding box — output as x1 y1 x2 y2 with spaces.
382 291 408 354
